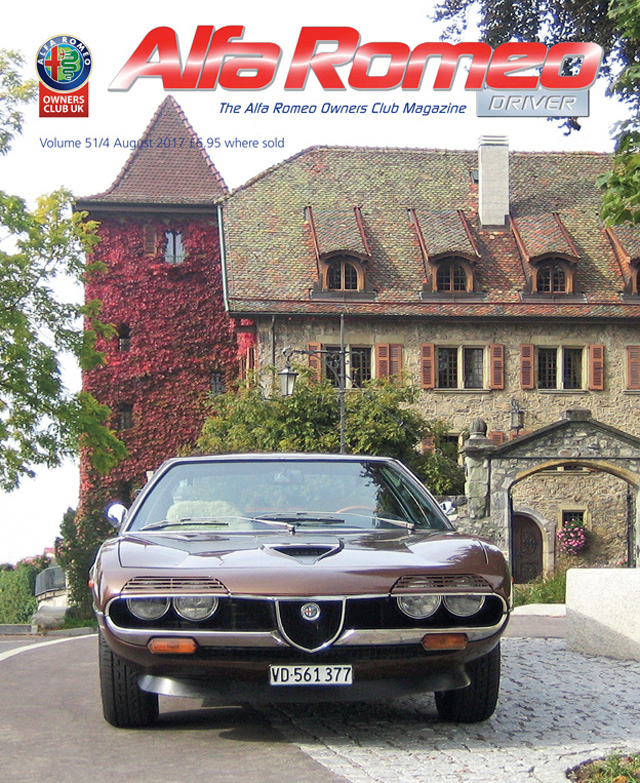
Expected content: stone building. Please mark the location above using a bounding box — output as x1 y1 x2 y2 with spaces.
221 135 640 579
78 98 640 580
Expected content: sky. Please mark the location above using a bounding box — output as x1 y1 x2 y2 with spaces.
0 0 629 563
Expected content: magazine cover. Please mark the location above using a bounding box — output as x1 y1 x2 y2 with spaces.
2 0 640 776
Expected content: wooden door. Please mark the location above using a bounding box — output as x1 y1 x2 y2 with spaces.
512 514 543 583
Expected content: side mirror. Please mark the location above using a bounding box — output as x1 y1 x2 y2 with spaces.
106 503 128 529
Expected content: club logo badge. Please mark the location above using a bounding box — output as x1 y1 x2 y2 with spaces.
36 36 92 118
300 603 321 622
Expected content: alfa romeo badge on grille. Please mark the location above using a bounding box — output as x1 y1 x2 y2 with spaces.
301 602 321 621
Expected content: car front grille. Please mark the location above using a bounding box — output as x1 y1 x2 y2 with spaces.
109 594 505 633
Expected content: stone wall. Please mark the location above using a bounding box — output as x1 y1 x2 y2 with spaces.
512 469 630 568
258 316 640 438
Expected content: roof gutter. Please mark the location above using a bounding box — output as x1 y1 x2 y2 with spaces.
217 203 230 312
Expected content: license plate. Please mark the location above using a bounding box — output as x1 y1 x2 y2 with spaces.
269 664 353 686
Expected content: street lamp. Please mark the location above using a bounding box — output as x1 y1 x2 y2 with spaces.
277 363 298 398
279 315 347 453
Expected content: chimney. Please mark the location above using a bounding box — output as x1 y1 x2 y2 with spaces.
478 135 509 229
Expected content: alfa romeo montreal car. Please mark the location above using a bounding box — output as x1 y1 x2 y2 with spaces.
91 454 511 728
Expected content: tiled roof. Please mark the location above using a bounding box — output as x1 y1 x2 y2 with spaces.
80 97 227 206
608 224 640 265
308 207 370 258
223 145 630 320
413 209 480 261
512 213 578 262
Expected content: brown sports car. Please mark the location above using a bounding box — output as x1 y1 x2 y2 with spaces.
91 454 511 727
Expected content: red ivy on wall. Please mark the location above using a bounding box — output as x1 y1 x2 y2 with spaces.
80 216 240 506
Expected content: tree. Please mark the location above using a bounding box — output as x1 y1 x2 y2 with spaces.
431 0 640 224
0 50 126 490
197 374 465 494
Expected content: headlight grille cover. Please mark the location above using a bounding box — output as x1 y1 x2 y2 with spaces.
121 576 228 594
392 574 491 593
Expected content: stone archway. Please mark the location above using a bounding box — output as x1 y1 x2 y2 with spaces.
460 409 640 570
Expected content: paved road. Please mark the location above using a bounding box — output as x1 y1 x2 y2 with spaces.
1 630 639 783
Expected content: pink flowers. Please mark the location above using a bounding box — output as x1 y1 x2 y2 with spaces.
556 521 587 555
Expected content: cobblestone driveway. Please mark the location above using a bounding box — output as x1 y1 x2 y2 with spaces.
260 638 640 783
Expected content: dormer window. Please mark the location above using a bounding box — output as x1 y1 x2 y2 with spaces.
533 258 573 294
536 263 566 293
322 255 365 292
432 257 473 293
437 261 467 292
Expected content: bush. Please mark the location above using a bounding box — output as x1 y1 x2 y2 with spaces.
513 569 567 607
0 563 39 623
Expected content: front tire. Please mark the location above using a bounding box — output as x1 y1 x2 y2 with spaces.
435 643 501 723
99 632 159 728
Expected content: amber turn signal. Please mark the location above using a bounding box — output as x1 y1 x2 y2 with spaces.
148 637 198 655
421 633 468 651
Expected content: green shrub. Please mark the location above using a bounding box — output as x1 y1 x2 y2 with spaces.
513 569 567 607
0 564 39 623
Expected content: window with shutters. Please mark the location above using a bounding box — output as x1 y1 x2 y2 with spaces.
434 346 485 389
521 345 604 390
421 344 503 391
309 344 373 388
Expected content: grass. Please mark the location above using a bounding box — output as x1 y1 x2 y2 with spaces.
59 615 98 630
513 568 567 607
569 754 640 783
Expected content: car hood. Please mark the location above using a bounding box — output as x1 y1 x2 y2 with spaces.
104 529 508 598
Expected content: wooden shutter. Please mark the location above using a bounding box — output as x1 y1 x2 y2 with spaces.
628 346 640 390
389 344 403 376
521 344 535 390
420 344 435 389
488 431 506 445
307 342 322 383
376 344 390 378
588 344 604 390
489 344 505 390
376 344 403 379
142 224 157 255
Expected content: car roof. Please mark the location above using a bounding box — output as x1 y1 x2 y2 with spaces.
160 453 398 467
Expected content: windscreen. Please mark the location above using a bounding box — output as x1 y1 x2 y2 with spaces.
126 459 449 533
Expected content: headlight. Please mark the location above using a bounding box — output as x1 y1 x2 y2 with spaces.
443 595 486 618
126 597 169 621
174 595 219 621
397 594 441 619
